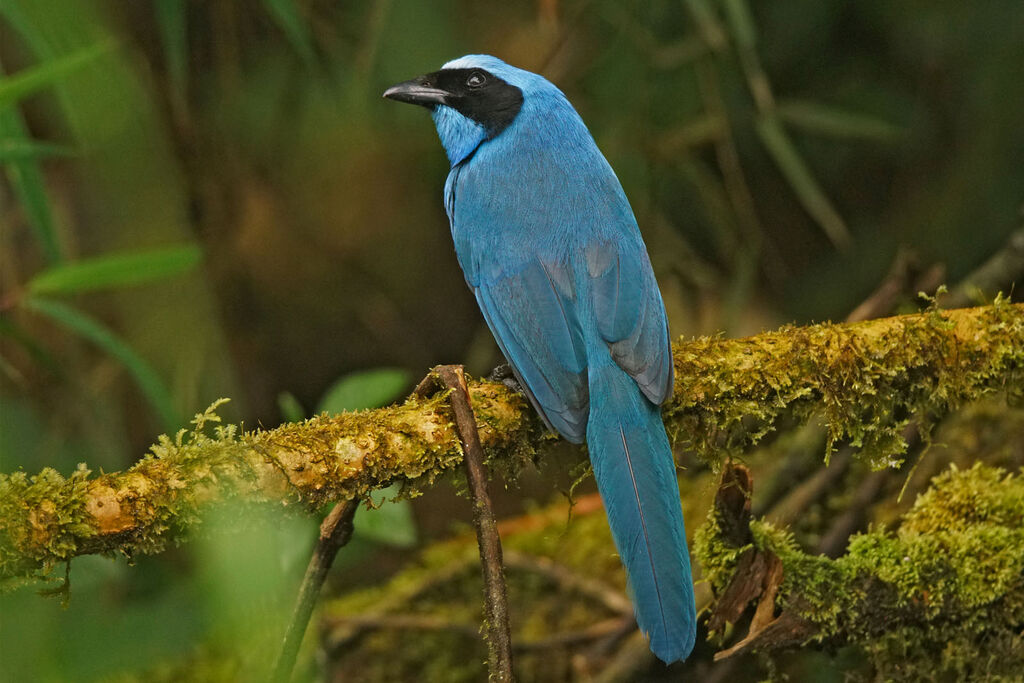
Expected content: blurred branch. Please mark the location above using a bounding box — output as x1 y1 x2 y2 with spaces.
273 498 359 683
942 227 1024 308
1 303 1022 582
845 249 945 323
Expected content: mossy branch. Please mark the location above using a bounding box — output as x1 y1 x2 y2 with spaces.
696 463 1024 680
1 302 1022 583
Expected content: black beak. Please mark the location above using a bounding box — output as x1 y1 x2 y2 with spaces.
382 76 449 107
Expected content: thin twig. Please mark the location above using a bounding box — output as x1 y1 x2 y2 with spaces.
502 550 633 616
943 226 1024 308
272 498 359 683
515 617 631 652
815 423 922 557
763 449 852 527
323 613 628 654
435 364 515 682
324 613 481 640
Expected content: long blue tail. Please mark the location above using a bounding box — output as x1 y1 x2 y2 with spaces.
587 362 696 663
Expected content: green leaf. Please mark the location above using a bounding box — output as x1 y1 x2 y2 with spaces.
0 316 60 374
0 94 62 263
154 0 188 98
22 296 180 431
353 483 418 547
755 115 851 249
26 244 202 296
277 391 306 423
0 40 113 109
721 0 757 49
0 138 74 161
317 367 412 414
776 99 902 141
682 0 727 50
260 0 316 67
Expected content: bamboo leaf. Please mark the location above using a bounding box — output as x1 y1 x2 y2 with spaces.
260 0 317 67
0 138 74 161
0 40 113 109
755 115 851 249
657 115 727 154
776 98 902 141
277 391 306 423
26 244 202 296
682 0 727 50
0 316 60 374
154 0 189 97
355 483 418 547
22 297 180 431
721 0 756 49
0 104 62 263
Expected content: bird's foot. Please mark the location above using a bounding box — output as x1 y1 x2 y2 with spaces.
487 363 524 395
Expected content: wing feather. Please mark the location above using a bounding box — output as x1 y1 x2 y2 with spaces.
585 240 674 404
474 258 589 442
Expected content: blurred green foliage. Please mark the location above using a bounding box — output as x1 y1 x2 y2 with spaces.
1 0 1021 680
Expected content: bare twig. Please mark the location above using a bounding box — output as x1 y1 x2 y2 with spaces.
434 365 515 682
815 423 922 557
272 498 359 683
846 249 945 323
502 550 632 616
324 613 628 654
763 449 852 527
516 617 632 653
943 227 1024 308
324 613 481 640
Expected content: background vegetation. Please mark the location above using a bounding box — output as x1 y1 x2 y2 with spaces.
1 0 1021 680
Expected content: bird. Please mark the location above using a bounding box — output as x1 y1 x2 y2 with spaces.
383 55 696 664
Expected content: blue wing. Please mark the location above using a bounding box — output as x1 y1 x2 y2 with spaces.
473 258 589 443
585 239 675 405
445 154 673 442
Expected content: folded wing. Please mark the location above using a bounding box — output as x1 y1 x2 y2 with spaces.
474 258 589 442
585 240 674 405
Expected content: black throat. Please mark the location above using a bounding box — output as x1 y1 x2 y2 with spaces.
428 68 524 138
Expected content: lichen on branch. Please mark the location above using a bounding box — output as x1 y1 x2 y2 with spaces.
0 302 1021 583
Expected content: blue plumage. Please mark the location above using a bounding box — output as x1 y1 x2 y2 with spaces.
385 54 696 663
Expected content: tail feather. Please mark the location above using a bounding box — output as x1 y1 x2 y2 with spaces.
587 364 696 663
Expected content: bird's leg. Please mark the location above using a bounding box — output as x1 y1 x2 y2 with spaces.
487 362 525 395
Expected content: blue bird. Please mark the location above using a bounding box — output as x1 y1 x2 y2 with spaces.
384 55 696 663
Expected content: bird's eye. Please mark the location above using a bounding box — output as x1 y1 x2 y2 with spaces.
466 71 487 88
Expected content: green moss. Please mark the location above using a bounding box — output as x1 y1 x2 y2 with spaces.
697 463 1024 680
667 301 1024 470
0 387 542 584
3 305 1020 584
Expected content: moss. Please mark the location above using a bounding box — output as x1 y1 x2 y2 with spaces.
668 301 1024 469
2 303 1021 586
0 385 544 584
697 463 1024 680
